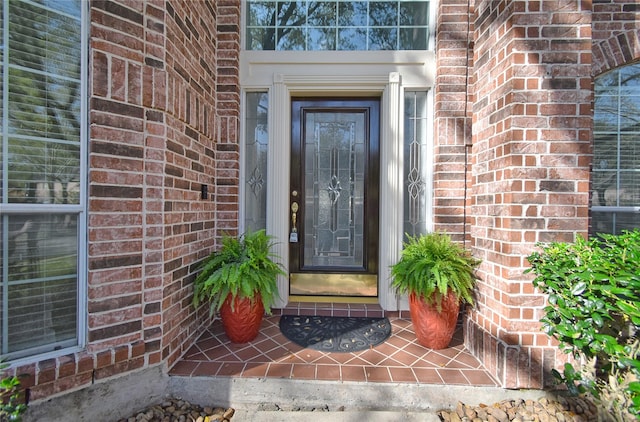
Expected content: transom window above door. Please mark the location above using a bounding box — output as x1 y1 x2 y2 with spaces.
245 1 430 51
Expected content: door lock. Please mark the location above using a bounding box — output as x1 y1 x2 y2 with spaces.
290 202 299 243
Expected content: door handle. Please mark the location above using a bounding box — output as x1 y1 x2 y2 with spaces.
291 202 299 232
290 202 299 242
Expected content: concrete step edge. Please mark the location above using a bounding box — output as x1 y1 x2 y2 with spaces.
232 409 441 422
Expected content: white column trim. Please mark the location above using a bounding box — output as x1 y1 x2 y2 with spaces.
267 74 290 308
266 72 406 311
378 72 404 311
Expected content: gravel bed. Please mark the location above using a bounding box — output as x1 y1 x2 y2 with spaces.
438 396 601 422
116 397 235 422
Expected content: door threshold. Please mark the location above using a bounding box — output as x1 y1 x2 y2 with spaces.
289 273 378 297
289 295 378 304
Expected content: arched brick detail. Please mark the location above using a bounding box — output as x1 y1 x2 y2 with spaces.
593 29 640 76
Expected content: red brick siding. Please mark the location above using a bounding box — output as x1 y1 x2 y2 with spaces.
592 1 640 74
17 0 241 401
16 0 640 401
464 0 592 388
434 0 475 240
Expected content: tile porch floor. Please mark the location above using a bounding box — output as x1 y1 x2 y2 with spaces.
169 302 498 387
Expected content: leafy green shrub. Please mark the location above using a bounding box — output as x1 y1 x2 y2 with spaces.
526 230 640 421
390 232 480 311
0 362 27 422
192 229 285 315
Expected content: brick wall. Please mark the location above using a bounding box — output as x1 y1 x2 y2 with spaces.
160 0 240 370
433 0 474 240
11 0 640 402
9 0 241 401
465 0 593 388
592 1 640 75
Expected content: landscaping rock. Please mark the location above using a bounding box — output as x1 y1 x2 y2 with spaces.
117 397 234 422
437 396 599 422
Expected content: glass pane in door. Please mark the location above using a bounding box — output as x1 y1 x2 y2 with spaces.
303 111 365 269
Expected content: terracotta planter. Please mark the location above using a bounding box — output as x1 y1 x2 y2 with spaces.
409 290 460 349
219 294 265 343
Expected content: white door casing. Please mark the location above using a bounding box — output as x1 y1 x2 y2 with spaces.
240 51 434 311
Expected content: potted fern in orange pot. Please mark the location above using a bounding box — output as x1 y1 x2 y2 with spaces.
192 229 285 343
390 232 480 349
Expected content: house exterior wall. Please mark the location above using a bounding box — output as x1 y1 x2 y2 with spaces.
465 0 592 389
462 0 640 388
7 0 640 402
10 0 241 401
433 0 474 238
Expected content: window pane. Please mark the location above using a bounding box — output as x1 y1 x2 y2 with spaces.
403 91 429 237
246 27 272 50
593 133 618 171
278 27 306 50
7 277 77 354
1 0 84 359
246 0 430 51
247 1 276 26
9 70 80 142
308 27 336 50
244 93 269 232
400 2 428 25
278 1 306 23
10 1 81 80
338 2 368 26
620 133 640 170
591 170 617 206
337 28 367 50
369 27 397 50
591 211 640 236
2 214 78 357
301 111 367 268
8 138 80 204
400 27 427 50
370 1 397 26
308 2 336 26
592 62 640 236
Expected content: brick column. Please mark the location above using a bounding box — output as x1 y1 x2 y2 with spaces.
433 0 474 240
466 1 592 388
161 0 240 368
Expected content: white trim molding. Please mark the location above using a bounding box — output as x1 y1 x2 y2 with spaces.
241 51 434 311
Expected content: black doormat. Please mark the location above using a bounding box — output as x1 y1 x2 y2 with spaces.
279 315 392 352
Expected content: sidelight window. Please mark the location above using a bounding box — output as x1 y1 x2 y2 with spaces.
403 91 430 237
244 92 269 232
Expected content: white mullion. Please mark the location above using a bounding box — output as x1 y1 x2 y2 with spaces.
2 0 10 356
76 0 89 350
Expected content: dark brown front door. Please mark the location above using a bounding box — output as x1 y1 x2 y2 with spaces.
289 98 380 298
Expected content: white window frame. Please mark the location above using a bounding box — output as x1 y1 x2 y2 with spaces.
1 0 88 364
591 64 640 235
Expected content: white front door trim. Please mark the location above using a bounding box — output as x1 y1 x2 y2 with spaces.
240 51 434 311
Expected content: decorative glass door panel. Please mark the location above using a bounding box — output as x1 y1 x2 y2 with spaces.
290 99 379 298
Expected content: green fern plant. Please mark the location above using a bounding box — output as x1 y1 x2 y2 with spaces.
390 232 480 311
192 229 285 315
